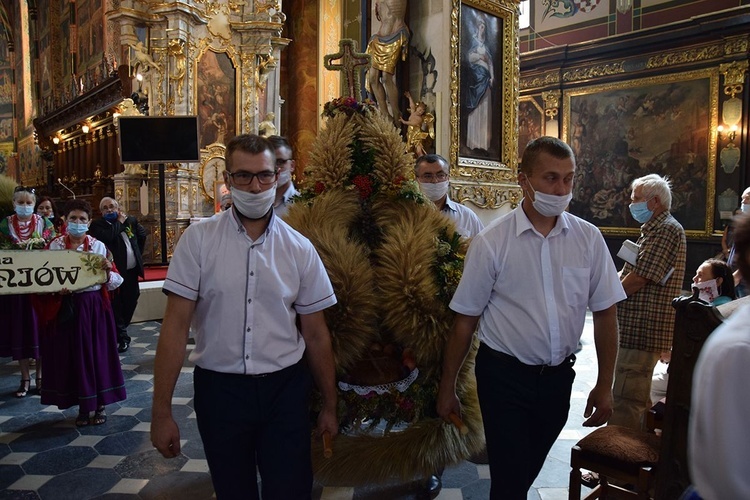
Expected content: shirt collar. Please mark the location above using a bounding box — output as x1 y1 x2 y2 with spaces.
642 209 670 232
514 200 570 237
228 206 274 241
442 196 457 214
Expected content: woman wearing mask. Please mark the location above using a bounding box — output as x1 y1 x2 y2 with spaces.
651 258 736 404
0 187 55 397
35 196 66 235
692 258 736 306
43 199 126 426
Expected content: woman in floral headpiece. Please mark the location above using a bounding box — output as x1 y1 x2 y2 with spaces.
0 186 56 397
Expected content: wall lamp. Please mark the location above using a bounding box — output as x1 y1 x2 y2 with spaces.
81 122 91 134
717 124 738 142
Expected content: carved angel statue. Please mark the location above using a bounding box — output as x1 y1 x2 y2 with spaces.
400 91 434 157
129 41 161 72
256 54 277 88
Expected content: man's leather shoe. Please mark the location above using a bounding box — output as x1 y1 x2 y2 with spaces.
425 474 442 499
117 340 130 353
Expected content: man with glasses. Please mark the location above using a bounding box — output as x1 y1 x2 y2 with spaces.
89 197 147 353
268 135 299 218
415 154 483 238
151 134 339 499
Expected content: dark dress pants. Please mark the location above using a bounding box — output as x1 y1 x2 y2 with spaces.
113 268 140 343
193 362 313 500
476 343 576 500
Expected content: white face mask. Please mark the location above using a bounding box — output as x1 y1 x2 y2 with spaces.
742 203 750 214
277 169 292 187
419 180 450 202
525 179 572 217
693 278 719 304
230 185 276 219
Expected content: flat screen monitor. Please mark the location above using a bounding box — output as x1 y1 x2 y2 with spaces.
118 116 200 164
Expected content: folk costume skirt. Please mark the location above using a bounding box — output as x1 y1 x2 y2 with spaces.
40 290 126 412
0 294 41 360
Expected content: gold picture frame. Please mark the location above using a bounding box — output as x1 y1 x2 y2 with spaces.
562 68 719 238
198 143 227 202
450 0 521 209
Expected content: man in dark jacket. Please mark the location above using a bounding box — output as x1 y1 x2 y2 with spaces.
89 196 147 353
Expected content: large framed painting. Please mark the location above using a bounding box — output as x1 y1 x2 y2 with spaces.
563 68 718 238
450 0 520 209
196 49 237 149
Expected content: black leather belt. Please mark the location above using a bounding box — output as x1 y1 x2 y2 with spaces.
480 343 576 375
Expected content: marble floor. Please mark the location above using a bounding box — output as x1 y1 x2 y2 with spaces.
0 314 601 499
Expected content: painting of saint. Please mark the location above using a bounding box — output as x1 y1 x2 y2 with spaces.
196 51 236 148
459 5 502 161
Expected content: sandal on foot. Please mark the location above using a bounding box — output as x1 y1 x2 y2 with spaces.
15 379 30 398
581 471 600 488
92 407 107 425
76 413 90 427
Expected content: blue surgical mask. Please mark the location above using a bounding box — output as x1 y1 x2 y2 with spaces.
104 212 118 222
629 200 654 224
67 222 89 237
742 203 750 215
14 204 34 217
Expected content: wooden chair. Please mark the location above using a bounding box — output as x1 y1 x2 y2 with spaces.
568 290 734 499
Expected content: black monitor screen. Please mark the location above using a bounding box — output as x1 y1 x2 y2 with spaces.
118 116 200 164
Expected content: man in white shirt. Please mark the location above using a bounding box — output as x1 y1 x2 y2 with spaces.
151 134 339 499
437 136 625 499
415 154 484 238
268 135 299 218
689 213 750 500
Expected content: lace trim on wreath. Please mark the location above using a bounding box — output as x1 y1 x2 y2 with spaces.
337 368 419 395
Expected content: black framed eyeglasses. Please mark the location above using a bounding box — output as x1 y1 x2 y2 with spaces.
227 170 278 186
14 186 35 194
418 172 448 183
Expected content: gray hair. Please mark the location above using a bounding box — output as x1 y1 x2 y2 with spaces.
631 174 672 210
99 197 119 211
414 154 449 176
13 187 36 204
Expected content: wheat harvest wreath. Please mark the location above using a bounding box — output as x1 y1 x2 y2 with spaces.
284 97 484 484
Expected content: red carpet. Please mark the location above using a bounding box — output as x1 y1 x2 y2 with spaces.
141 266 168 282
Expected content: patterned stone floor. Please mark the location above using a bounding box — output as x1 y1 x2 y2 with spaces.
0 314 600 499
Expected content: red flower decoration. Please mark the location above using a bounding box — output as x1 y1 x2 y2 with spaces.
315 181 326 194
351 175 373 200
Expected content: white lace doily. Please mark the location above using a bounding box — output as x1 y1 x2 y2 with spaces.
338 367 419 395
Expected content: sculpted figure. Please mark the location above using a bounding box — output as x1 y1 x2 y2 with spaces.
129 41 161 72
401 91 434 158
366 0 409 125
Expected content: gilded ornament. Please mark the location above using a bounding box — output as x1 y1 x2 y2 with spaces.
646 44 723 69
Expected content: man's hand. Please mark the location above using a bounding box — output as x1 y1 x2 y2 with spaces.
436 383 462 422
316 405 339 438
151 414 181 458
583 383 614 427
